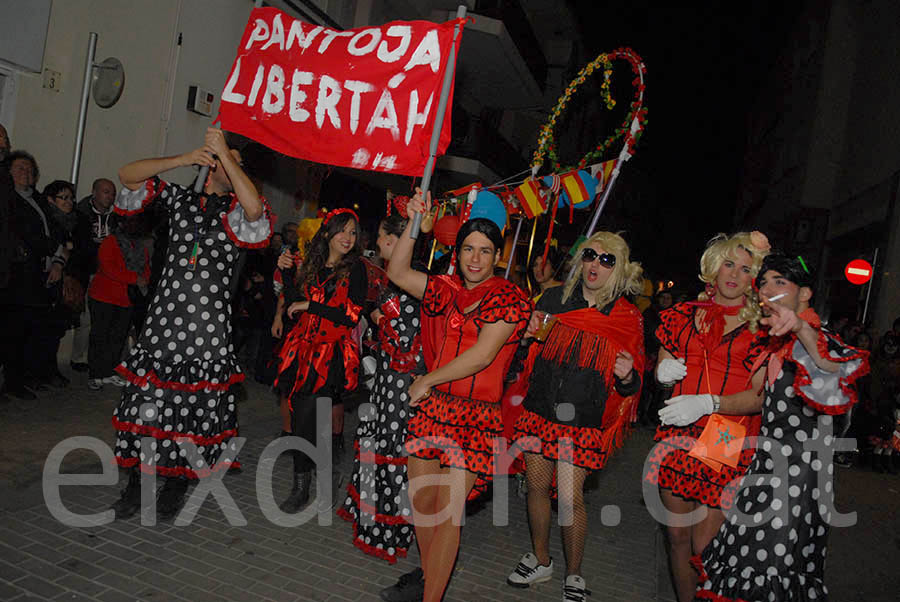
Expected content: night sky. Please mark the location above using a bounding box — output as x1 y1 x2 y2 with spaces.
565 0 802 290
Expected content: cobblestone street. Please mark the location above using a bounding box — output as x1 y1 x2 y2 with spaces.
0 376 896 601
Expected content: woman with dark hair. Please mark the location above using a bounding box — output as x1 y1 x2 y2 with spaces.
274 207 367 512
528 246 564 302
386 189 531 602
506 232 644 601
43 179 92 387
339 200 431 565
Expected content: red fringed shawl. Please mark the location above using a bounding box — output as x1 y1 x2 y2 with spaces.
503 297 644 455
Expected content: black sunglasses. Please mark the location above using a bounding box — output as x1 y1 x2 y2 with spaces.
581 248 616 268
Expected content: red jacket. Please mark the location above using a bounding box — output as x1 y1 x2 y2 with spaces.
88 235 150 307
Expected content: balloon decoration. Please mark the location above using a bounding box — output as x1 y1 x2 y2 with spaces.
418 48 646 282
469 189 507 231
433 214 460 247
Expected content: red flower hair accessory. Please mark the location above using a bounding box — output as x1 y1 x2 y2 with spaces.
323 207 359 226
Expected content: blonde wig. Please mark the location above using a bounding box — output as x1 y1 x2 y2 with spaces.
562 231 643 309
697 231 770 331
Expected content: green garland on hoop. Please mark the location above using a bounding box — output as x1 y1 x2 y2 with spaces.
532 47 649 173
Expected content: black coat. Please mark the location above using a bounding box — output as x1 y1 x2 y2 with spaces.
0 191 62 307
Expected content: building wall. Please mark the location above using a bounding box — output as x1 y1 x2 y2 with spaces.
739 0 900 333
6 0 258 201
8 0 179 197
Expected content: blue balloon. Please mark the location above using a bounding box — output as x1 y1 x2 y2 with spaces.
543 171 597 209
469 190 507 231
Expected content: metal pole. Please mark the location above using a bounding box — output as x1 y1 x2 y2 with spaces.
504 216 524 279
409 4 466 239
862 247 878 324
71 32 98 187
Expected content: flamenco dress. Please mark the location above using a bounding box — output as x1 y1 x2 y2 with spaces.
338 282 423 563
512 288 644 470
111 176 273 477
273 262 366 471
695 313 868 601
644 301 767 510
405 275 531 496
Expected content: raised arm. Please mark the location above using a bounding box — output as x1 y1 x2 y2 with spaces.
386 187 430 299
118 149 214 191
206 128 263 222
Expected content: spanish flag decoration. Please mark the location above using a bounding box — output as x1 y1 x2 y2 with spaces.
591 160 617 196
515 178 547 218
560 170 595 208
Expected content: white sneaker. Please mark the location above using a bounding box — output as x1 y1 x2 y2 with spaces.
87 378 103 391
563 575 590 602
102 375 128 387
507 553 553 588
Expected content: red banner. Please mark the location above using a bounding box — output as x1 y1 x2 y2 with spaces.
218 7 464 176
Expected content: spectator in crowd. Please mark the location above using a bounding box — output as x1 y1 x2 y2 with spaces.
69 178 119 371
86 215 151 390
0 124 12 396
0 124 12 292
252 235 283 385
0 150 67 399
528 246 564 302
43 179 93 387
637 288 674 426
282 221 299 250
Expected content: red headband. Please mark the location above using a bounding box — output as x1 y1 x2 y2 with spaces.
323 207 359 226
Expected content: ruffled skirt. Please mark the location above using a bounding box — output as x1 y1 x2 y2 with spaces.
405 389 502 485
112 345 242 478
644 422 758 510
511 409 609 470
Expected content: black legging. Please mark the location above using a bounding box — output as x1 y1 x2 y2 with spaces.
289 391 342 472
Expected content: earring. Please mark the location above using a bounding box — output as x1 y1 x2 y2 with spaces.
705 282 715 297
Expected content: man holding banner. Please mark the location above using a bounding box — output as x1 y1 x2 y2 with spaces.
109 128 271 520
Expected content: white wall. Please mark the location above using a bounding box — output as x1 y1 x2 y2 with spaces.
8 0 258 199
163 0 254 185
9 0 179 197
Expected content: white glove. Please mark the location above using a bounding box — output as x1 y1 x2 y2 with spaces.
656 357 687 385
658 394 715 427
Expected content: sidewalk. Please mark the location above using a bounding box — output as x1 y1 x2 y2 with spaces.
0 373 896 601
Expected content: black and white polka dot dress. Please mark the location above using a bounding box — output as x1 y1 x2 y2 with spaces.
696 330 868 602
111 177 272 478
338 286 421 563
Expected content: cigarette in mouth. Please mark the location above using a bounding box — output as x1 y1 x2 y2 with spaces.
765 293 787 302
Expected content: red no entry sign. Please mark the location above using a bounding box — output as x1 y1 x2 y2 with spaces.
845 259 873 285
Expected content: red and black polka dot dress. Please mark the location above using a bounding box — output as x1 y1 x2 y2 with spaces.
644 302 767 510
406 275 531 486
111 177 273 478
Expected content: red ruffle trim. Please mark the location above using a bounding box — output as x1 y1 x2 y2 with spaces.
116 364 245 392
694 592 749 602
221 196 275 250
792 331 870 416
115 456 239 480
112 416 238 446
342 482 410 526
691 553 709 581
336 508 409 564
114 178 163 216
354 439 408 466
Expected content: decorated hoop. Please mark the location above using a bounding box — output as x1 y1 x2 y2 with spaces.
532 47 648 173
